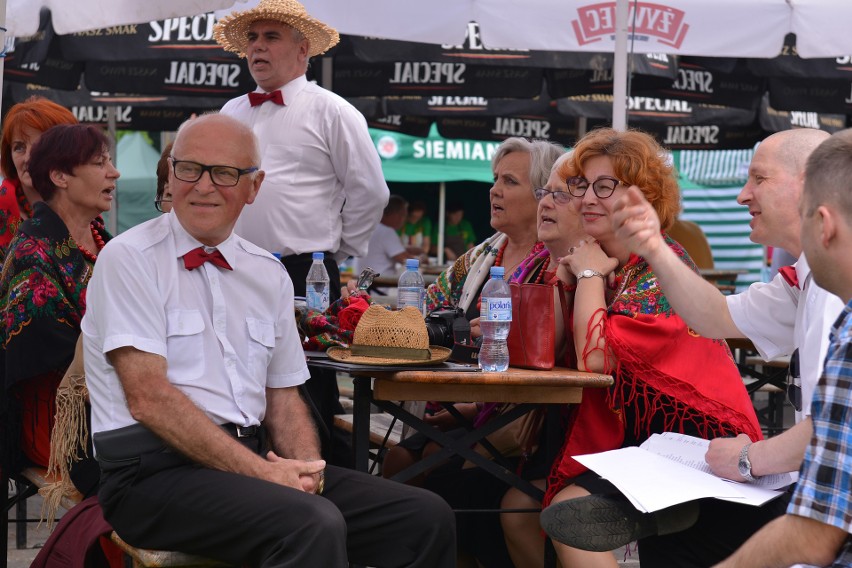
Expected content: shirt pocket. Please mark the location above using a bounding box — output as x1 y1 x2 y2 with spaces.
166 309 206 382
246 317 276 379
262 144 304 185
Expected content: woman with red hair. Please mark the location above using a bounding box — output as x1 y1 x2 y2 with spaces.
0 96 78 257
531 128 770 567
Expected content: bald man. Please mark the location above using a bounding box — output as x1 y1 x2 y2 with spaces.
614 129 843 486
713 129 852 568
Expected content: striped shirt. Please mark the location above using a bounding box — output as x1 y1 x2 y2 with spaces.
789 301 852 564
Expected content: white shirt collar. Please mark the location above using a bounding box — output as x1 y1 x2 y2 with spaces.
167 211 238 269
252 74 308 104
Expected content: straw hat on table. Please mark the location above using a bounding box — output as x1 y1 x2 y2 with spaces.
327 305 451 366
213 0 340 58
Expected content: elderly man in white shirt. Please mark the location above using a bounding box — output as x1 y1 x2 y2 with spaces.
83 113 454 567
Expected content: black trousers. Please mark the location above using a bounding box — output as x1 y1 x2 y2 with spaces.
99 449 456 567
638 494 791 567
281 252 350 465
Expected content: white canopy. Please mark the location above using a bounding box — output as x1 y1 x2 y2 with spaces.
3 0 237 36
295 0 852 59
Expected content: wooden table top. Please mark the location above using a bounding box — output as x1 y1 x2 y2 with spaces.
699 268 747 281
351 366 613 404
725 337 757 352
364 366 611 386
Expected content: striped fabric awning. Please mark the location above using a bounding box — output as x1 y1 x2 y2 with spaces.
674 149 764 291
677 148 754 188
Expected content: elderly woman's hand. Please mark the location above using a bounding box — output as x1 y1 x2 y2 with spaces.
424 402 479 431
469 316 482 339
559 237 618 279
340 279 359 299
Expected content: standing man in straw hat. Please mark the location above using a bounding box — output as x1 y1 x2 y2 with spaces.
213 0 388 299
214 1 389 466
85 113 455 567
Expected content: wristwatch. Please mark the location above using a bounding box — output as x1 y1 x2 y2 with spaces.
738 442 759 482
577 269 605 280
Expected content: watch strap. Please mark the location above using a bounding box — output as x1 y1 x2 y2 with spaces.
738 442 757 482
577 269 605 280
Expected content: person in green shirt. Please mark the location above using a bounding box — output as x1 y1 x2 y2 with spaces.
434 202 476 261
400 200 432 257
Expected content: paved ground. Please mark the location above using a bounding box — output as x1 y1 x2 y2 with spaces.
5 491 54 568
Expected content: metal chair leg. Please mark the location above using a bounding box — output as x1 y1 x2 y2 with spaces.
15 480 28 549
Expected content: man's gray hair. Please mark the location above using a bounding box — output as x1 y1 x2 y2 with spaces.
491 137 565 189
175 111 261 167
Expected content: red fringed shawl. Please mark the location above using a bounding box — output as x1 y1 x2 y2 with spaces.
544 239 762 505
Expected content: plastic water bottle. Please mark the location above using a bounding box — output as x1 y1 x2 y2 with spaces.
306 252 330 311
397 258 424 313
479 266 511 372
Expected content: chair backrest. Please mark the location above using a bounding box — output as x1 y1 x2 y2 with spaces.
668 219 714 269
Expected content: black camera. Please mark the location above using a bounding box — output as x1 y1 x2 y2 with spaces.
424 307 469 348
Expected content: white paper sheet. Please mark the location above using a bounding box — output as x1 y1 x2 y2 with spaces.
573 433 793 513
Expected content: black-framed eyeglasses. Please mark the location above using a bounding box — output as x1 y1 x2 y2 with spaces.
786 348 802 412
533 187 572 206
170 158 258 187
566 176 623 199
154 196 173 213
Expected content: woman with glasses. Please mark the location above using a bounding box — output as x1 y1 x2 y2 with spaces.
487 152 589 567
0 96 78 258
155 141 174 213
531 128 766 568
0 124 118 495
381 137 564 568
425 137 564 316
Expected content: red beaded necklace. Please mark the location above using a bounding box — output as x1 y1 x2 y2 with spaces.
493 241 507 267
15 184 33 219
532 257 551 284
76 222 106 264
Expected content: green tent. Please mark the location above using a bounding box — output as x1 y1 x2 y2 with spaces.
103 132 161 233
370 124 497 184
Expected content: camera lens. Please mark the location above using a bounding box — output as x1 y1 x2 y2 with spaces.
425 319 452 348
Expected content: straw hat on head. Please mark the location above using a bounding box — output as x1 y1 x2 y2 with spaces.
327 305 451 366
213 0 340 58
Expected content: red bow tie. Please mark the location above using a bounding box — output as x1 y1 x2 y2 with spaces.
248 90 284 107
778 265 799 289
183 247 233 271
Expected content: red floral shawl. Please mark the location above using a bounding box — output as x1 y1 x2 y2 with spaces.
545 237 762 504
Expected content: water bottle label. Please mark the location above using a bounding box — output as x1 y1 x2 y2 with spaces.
306 288 329 311
482 297 512 322
398 288 422 310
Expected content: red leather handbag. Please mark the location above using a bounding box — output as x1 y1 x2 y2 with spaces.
507 282 568 370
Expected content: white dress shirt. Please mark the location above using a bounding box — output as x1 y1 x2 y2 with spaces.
221 75 389 262
82 212 310 435
727 255 845 419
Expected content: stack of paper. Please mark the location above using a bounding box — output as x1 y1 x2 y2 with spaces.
574 432 797 513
